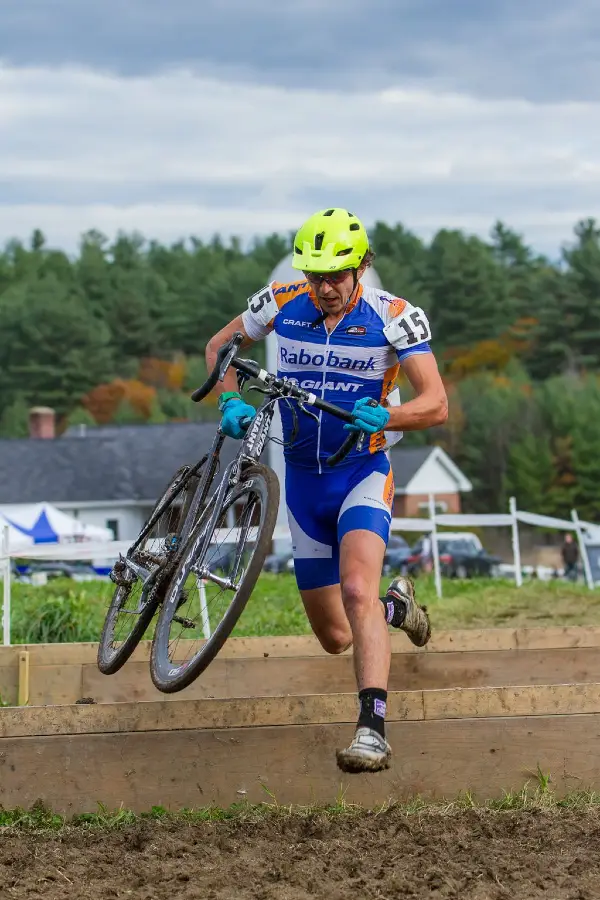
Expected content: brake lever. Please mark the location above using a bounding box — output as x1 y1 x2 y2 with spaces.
325 398 378 466
218 333 244 382
298 399 320 424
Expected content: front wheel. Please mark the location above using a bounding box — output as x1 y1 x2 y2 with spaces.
150 465 279 693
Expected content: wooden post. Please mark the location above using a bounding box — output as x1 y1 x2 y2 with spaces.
18 650 29 706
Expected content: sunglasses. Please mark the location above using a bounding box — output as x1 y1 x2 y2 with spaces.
304 269 354 286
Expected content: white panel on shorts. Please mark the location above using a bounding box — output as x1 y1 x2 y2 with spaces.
287 508 333 559
338 470 391 521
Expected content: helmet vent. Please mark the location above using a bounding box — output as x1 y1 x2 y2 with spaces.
314 232 325 250
336 248 352 256
323 209 335 216
294 245 302 254
349 223 360 231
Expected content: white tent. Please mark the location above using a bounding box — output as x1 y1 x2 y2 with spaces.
0 502 112 552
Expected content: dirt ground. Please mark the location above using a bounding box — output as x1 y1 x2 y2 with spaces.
2 807 600 900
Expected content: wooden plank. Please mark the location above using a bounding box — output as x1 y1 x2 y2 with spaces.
390 647 600 692
6 683 600 738
1 714 599 813
0 692 422 737
28 665 84 706
5 643 600 709
80 656 359 703
32 646 600 706
0 669 17 706
4 625 600 669
423 682 600 720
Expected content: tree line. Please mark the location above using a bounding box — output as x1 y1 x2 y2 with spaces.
1 218 599 518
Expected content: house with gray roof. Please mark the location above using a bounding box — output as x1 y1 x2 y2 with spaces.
0 409 472 540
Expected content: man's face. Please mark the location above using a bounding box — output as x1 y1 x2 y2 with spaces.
304 268 356 317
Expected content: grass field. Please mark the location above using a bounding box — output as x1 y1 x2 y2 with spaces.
8 573 600 644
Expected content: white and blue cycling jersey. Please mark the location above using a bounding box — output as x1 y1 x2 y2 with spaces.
242 279 432 472
241 278 434 590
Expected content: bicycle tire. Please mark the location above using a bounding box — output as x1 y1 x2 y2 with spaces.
150 464 279 693
97 464 202 675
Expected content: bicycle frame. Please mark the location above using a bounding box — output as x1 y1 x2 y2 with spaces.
177 396 277 592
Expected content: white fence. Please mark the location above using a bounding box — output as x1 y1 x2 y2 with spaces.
1 498 598 646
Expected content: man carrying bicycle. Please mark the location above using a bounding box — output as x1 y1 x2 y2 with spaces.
206 208 448 773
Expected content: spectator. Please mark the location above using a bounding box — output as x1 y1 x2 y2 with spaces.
561 533 579 582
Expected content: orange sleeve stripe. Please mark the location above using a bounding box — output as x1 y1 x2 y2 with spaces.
271 280 310 310
389 297 407 318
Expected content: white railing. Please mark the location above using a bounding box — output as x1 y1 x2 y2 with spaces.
0 498 597 646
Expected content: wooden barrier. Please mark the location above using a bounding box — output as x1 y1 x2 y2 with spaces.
3 626 600 706
2 685 600 812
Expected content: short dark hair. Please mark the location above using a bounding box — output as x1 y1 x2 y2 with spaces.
362 250 376 269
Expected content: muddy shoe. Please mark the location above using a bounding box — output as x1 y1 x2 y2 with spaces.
383 576 431 647
336 728 392 774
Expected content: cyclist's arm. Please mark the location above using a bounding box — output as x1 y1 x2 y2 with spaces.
205 316 257 399
380 297 447 432
386 353 448 431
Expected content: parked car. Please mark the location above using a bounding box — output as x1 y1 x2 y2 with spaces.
263 539 294 574
204 540 256 573
263 550 294 574
382 535 412 576
407 534 502 578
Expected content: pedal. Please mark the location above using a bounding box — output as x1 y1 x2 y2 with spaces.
172 615 196 629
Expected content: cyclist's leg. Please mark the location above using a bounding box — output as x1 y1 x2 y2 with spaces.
337 454 393 689
335 453 429 772
298 585 352 655
285 465 351 654
339 528 389 690
335 455 394 772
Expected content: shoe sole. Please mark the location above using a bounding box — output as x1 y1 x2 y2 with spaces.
335 749 392 774
402 603 431 647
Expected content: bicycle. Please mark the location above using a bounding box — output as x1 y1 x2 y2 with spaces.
98 331 372 690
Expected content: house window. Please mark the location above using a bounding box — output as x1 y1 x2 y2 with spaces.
106 519 120 540
417 500 448 515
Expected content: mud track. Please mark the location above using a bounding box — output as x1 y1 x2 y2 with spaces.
2 807 600 899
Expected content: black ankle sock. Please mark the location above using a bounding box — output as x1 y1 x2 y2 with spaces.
357 687 387 738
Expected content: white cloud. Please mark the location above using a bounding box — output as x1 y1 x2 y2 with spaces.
1 63 599 255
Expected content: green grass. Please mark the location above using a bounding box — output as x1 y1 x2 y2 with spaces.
2 780 600 832
8 573 600 645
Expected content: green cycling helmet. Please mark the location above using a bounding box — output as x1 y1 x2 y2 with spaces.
292 208 370 273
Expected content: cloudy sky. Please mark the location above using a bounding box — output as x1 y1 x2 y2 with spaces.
1 0 599 257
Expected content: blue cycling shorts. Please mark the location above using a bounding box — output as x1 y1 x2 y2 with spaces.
285 452 394 590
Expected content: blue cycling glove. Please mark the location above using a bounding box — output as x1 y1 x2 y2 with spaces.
344 397 390 434
219 394 257 440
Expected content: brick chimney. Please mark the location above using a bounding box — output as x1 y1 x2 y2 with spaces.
29 406 56 439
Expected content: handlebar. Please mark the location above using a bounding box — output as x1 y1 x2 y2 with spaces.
192 333 375 466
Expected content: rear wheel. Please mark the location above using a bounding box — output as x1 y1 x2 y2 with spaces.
150 465 279 692
97 465 202 675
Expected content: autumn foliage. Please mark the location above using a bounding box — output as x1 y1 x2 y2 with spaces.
83 379 157 424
